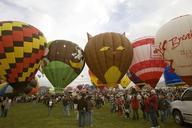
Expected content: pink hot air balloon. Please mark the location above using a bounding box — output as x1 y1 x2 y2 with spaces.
129 37 167 88
155 15 192 86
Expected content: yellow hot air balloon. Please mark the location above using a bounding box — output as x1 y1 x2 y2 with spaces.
120 74 131 88
88 70 106 89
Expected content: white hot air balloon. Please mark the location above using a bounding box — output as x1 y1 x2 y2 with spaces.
155 15 192 86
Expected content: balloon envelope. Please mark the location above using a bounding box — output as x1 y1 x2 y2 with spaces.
0 82 14 96
43 40 85 88
120 74 131 88
88 70 107 89
127 71 143 85
155 15 192 86
129 37 167 88
85 32 133 87
0 21 46 89
164 66 184 86
43 61 78 88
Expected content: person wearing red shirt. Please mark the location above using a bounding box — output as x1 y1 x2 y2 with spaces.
131 94 139 120
149 90 160 128
144 94 150 121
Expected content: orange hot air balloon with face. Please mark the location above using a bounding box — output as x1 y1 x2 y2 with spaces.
85 32 133 88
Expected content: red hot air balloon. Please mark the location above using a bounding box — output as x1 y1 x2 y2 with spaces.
129 37 167 88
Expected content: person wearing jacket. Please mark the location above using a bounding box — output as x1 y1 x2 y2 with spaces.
86 96 94 127
77 93 87 128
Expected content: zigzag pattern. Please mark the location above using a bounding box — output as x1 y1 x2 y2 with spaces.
0 21 46 84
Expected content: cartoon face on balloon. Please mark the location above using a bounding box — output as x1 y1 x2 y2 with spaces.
45 40 84 74
85 32 133 87
42 40 85 88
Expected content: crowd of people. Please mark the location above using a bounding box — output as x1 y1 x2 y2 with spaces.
0 87 186 128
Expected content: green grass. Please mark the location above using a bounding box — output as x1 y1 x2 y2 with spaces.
0 102 184 128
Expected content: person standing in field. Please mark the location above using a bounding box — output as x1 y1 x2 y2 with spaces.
62 95 70 116
0 98 5 117
86 96 94 127
77 93 87 128
149 90 160 128
131 94 139 120
1 97 11 117
47 97 53 116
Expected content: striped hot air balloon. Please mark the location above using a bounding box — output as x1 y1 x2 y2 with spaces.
129 37 167 88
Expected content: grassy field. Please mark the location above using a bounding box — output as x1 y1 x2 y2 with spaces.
0 102 188 128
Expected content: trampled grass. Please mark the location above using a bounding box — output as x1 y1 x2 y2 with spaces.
0 102 186 128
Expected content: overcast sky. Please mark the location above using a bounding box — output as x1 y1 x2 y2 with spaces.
1 0 192 87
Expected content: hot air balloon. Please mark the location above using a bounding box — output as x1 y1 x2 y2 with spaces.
120 74 131 88
0 82 12 96
127 71 144 85
85 32 133 88
13 78 39 94
42 40 85 88
164 66 184 86
89 69 130 89
28 86 39 95
129 37 167 88
0 21 46 90
155 15 192 86
88 70 107 89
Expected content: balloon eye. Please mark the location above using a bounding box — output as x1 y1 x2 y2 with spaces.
100 46 110 52
116 46 125 51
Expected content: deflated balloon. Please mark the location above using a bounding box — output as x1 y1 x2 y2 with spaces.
43 40 85 88
85 32 133 87
0 21 47 89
